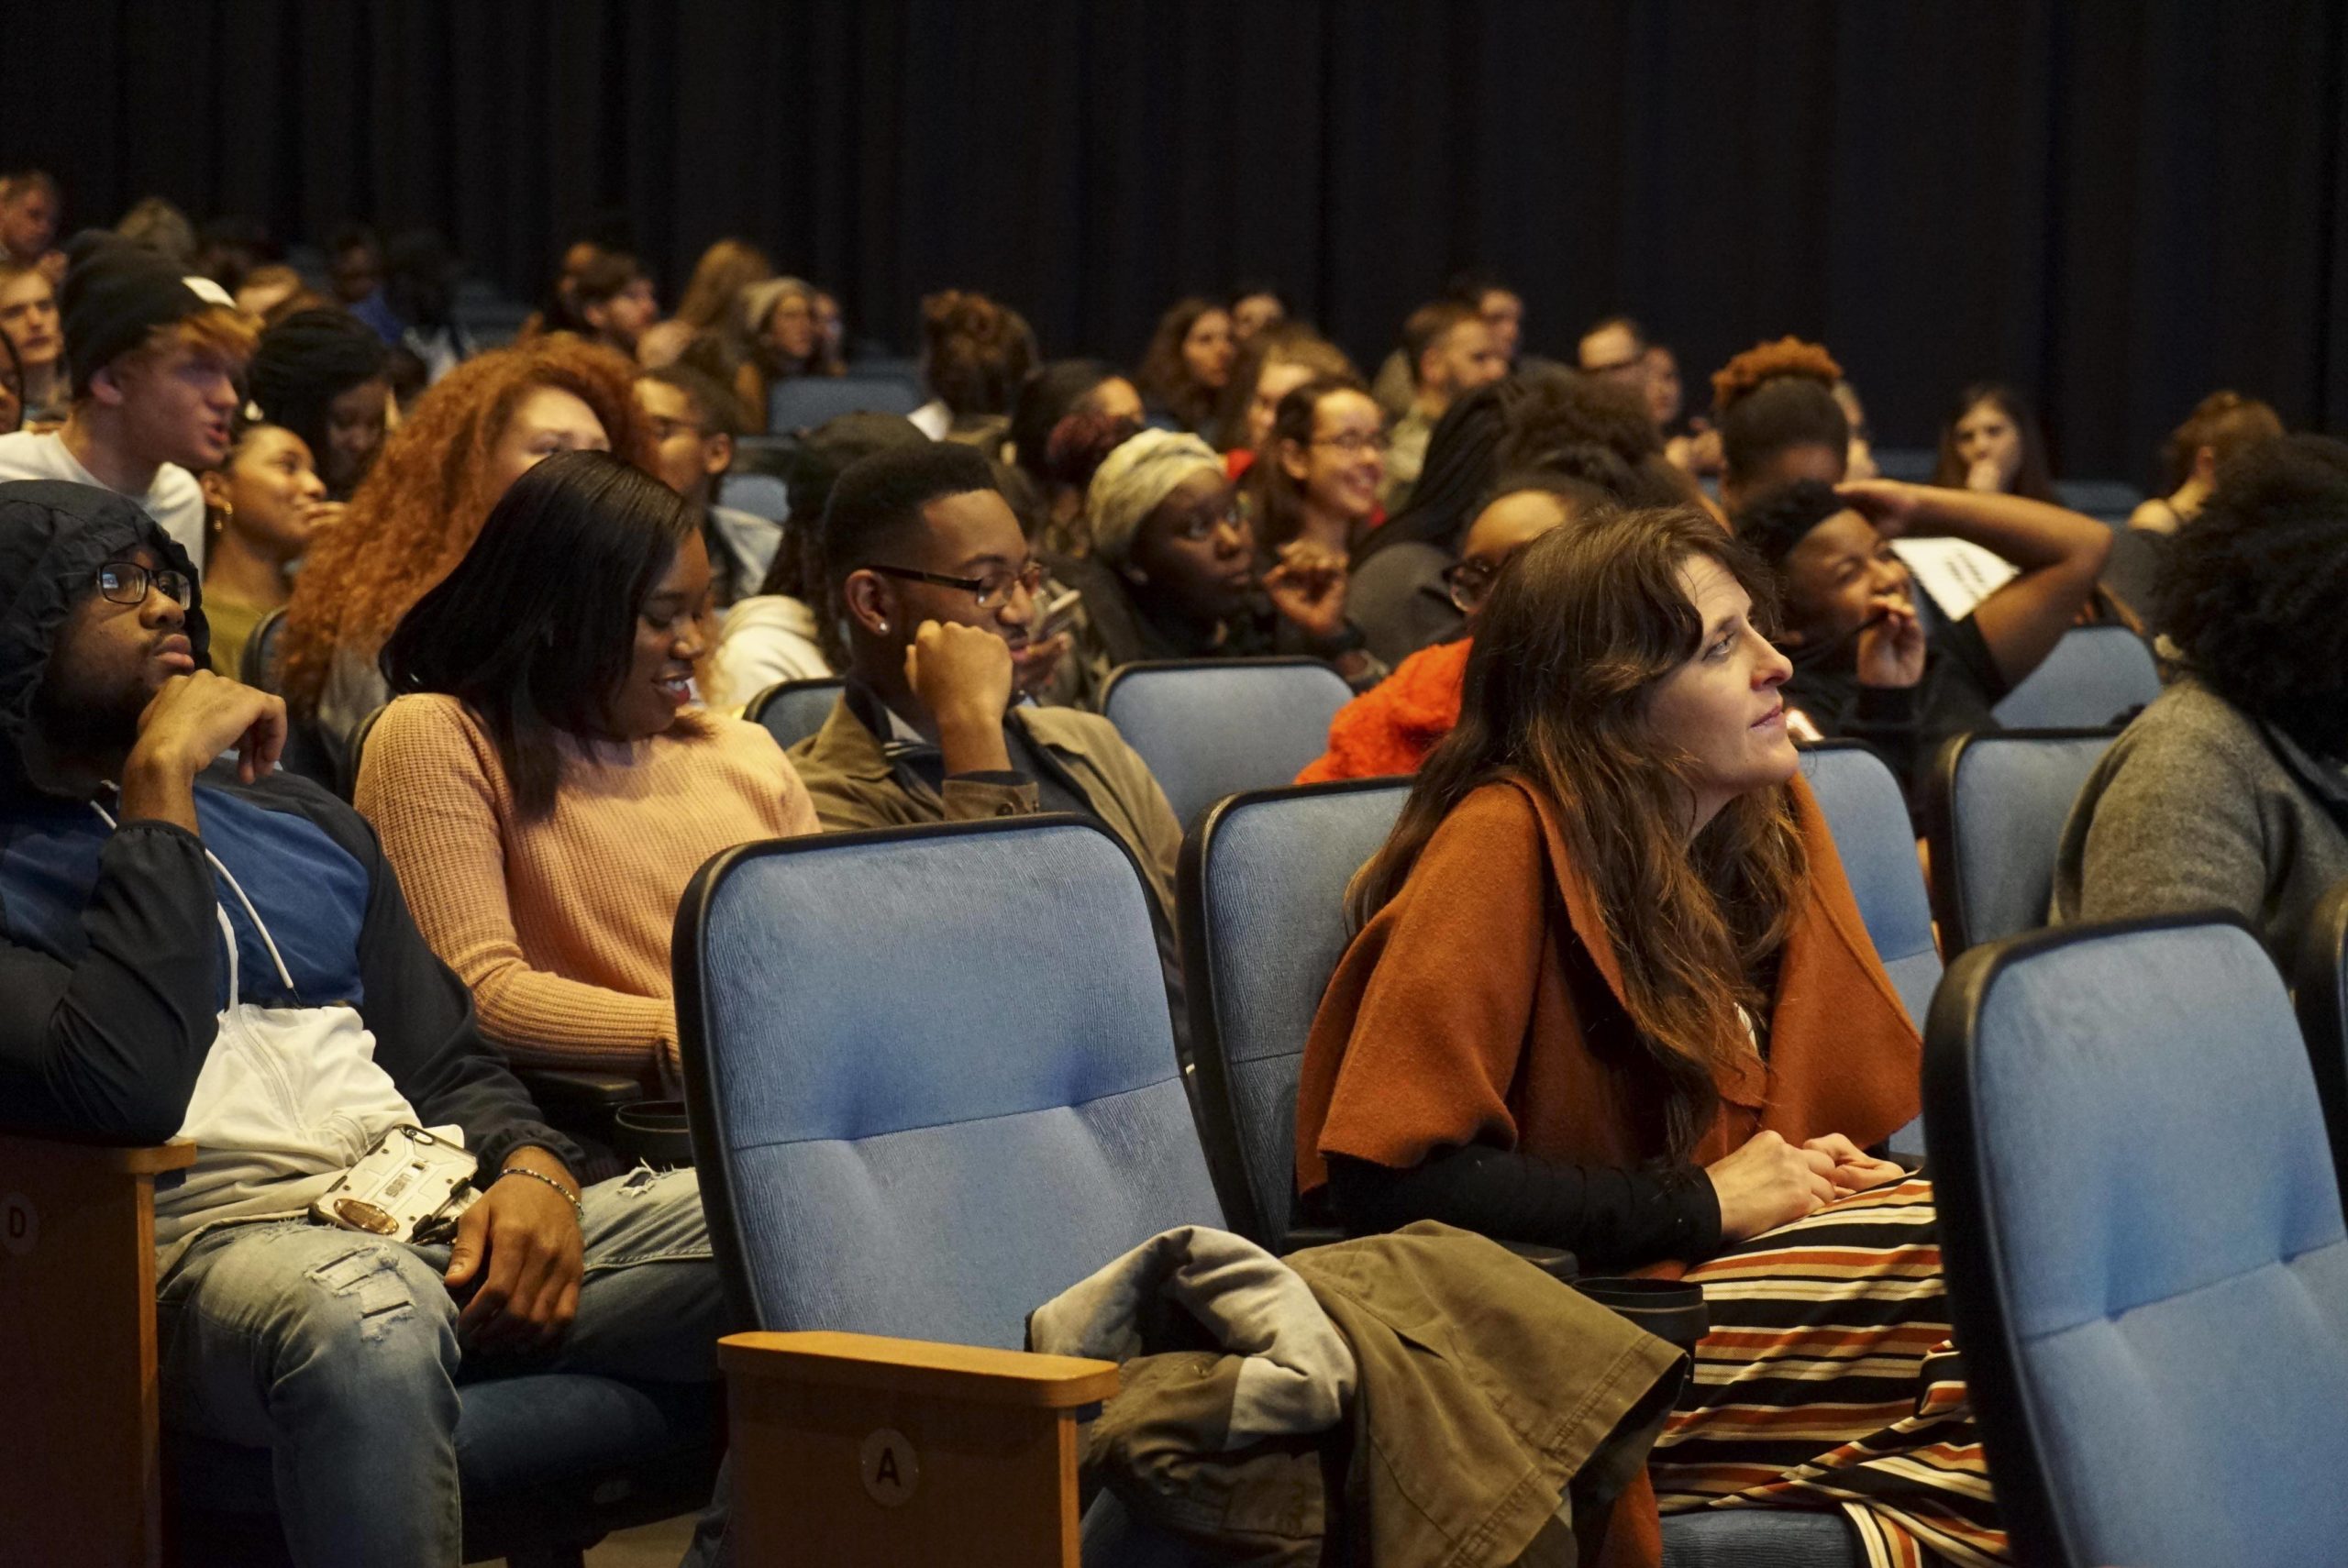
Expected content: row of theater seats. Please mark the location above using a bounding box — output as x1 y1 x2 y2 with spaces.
678 742 2348 1567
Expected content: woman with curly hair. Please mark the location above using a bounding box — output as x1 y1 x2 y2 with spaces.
1298 508 2003 1562
2055 434 2348 946
912 289 1037 454
1709 337 1851 513
1931 381 2060 502
1135 295 1235 437
279 335 654 781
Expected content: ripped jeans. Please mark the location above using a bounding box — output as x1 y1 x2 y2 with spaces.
155 1165 725 1568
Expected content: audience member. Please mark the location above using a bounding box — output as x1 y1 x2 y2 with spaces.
0 170 63 282
193 214 272 293
522 237 608 340
0 330 22 436
1228 282 1288 346
360 452 816 1084
1246 373 1385 558
2107 390 2285 619
1348 371 1677 665
1833 379 1878 480
1007 358 1146 555
1135 295 1235 437
1380 301 1507 513
0 260 67 428
115 196 199 269
1374 271 1534 415
574 250 660 357
789 441 1186 934
1933 380 2060 502
280 337 651 778
914 289 1036 452
1298 469 1619 784
736 275 833 417
196 415 330 678
1292 506 1995 1562
673 237 772 337
0 234 254 567
2055 434 2348 945
233 262 322 325
1736 475 2110 801
708 411 929 708
814 290 846 363
1217 324 1357 467
328 224 401 343
1577 313 1650 395
1709 337 1850 513
1069 425 1377 689
634 361 772 607
380 228 478 383
0 480 724 1564
247 307 396 503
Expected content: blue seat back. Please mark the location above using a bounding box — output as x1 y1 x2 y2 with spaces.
1102 658 1355 831
1991 624 2160 730
2053 480 2145 523
746 679 845 751
1178 779 1411 1244
717 472 791 524
1797 743 1941 1027
1928 729 2116 955
767 374 924 432
1925 919 2348 1567
677 816 1224 1349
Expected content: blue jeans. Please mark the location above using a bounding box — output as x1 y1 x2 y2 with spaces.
156 1165 725 1568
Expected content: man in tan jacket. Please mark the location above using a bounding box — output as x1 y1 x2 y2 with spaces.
786 443 1188 1016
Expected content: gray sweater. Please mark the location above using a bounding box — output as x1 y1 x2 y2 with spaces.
2052 676 2348 947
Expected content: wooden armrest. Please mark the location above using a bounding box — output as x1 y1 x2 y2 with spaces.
720 1330 1117 1408
721 1331 1119 1568
0 1132 195 1568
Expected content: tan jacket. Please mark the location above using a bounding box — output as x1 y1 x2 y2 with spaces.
785 691 1184 916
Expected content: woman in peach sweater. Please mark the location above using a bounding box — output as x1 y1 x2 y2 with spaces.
356 451 816 1088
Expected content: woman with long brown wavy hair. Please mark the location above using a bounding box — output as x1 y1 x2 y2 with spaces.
279 336 654 780
1295 508 2006 1564
1134 295 1235 437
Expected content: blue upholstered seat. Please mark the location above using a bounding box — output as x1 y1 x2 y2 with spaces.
1990 624 2160 730
1926 917 2348 1567
1100 657 1354 831
1926 728 2117 955
715 471 791 524
1178 779 1410 1245
745 677 845 752
766 373 924 433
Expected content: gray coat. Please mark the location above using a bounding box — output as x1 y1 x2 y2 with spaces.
2052 676 2348 947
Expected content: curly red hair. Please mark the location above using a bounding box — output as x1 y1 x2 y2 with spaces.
279 335 655 716
1709 337 1843 415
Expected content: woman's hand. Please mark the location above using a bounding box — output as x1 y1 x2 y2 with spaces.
1705 1131 1839 1242
1802 1133 1909 1197
1261 541 1350 640
1853 591 1926 689
1833 479 1924 538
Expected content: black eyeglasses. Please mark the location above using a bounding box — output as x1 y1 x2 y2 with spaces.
862 559 1046 611
95 560 193 608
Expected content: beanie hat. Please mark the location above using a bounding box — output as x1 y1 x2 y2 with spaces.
248 307 393 454
60 232 216 396
738 275 814 338
1084 428 1224 568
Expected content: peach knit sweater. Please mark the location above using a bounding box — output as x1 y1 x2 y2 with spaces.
356 694 818 1081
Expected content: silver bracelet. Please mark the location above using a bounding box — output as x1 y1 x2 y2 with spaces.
497 1165 583 1222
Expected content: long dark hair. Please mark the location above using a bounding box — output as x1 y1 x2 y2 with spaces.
381 450 703 819
1135 296 1227 433
1933 381 2058 502
1350 508 1808 1157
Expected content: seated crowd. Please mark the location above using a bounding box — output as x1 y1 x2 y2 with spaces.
2 165 2337 1568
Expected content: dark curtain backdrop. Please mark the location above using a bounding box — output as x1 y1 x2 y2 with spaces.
6 0 2345 481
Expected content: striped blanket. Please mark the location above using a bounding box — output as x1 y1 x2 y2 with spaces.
1648 1177 2008 1568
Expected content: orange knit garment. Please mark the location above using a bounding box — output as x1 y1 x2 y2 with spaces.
356 694 819 1082
1295 636 1471 784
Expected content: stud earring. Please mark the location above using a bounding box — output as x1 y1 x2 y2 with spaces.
876 619 890 634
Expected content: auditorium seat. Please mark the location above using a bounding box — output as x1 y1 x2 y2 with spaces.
1926 916 2348 1567
767 373 924 432
745 676 845 751
1990 624 2160 730
2285 878 2348 1209
1100 657 1354 830
1177 778 1410 1246
2053 478 2145 523
677 813 1861 1566
716 471 791 523
1925 728 2117 955
0 1132 716 1568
